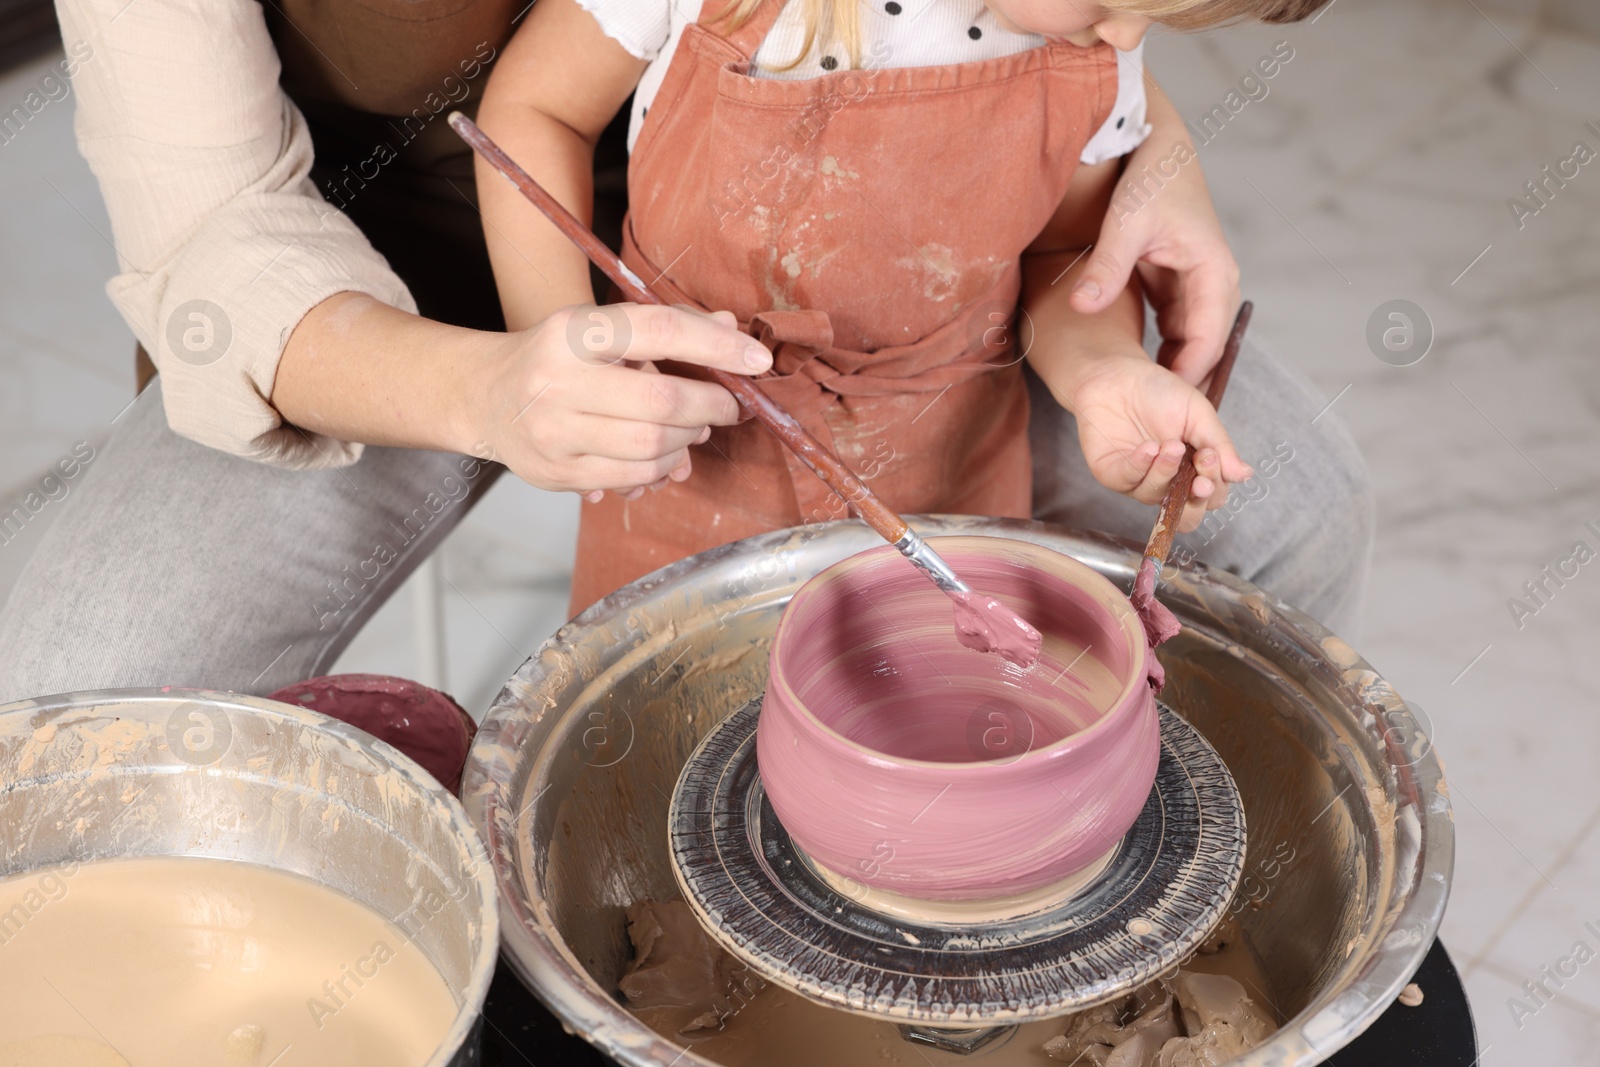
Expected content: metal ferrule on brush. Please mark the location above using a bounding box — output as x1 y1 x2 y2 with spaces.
895 530 970 595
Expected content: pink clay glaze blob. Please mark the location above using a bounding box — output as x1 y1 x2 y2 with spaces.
758 537 1162 902
950 590 1043 668
1129 557 1181 689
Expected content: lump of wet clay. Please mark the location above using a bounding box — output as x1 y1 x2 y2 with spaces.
1157 971 1276 1065
1043 989 1180 1066
224 1023 265 1063
618 900 766 1034
1044 969 1273 1067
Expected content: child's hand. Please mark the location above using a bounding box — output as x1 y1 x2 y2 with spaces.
476 304 770 500
1065 352 1253 532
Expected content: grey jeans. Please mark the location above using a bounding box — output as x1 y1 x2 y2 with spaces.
0 340 1371 706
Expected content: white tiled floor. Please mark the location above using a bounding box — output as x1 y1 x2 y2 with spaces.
2 0 1598 1059
1139 3 1600 1060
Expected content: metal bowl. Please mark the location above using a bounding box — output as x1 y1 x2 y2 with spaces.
465 517 1453 1067
0 689 499 1067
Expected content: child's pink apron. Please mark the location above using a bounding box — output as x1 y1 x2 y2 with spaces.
571 0 1116 611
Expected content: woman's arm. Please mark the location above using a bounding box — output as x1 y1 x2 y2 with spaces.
1066 76 1242 387
278 0 772 498
271 294 502 458
61 0 764 495
273 288 762 498
57 0 414 468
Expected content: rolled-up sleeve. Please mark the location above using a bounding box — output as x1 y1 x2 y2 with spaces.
57 0 415 468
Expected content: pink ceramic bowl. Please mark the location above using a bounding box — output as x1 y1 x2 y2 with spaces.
757 536 1160 902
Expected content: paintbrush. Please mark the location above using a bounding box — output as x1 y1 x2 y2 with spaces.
449 112 1042 667
1129 301 1253 646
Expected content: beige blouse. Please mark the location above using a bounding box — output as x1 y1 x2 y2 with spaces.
57 0 415 468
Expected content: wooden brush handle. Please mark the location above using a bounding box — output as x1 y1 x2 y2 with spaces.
1142 301 1253 567
450 113 909 543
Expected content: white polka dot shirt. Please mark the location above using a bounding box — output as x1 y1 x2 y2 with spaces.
579 0 1152 163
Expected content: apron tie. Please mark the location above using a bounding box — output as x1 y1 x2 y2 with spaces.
745 299 1023 520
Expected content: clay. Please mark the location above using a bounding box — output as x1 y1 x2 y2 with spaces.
1042 992 1180 1064
622 901 1279 1067
1040 915 1275 1066
1398 983 1424 1007
1043 968 1275 1066
1129 558 1181 683
1171 971 1276 1058
268 673 476 792
760 538 1160 899
225 1025 266 1063
950 590 1043 668
0 857 456 1066
619 901 768 1036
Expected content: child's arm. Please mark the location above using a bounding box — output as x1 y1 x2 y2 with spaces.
1021 157 1251 533
475 0 641 328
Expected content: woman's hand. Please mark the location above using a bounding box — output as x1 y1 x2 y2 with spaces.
1067 79 1241 388
472 304 769 501
465 0 769 500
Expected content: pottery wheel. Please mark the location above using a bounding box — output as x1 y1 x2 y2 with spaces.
669 697 1246 1025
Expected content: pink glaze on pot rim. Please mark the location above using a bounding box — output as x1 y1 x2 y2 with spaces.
758 536 1162 902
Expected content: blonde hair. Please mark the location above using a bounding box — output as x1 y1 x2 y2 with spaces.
716 0 1332 70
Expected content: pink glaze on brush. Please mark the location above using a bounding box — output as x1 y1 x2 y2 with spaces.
758 537 1161 901
1129 557 1181 691
950 590 1044 668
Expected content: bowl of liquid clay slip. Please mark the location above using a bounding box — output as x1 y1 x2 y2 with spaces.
758 535 1161 904
0 689 497 1067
